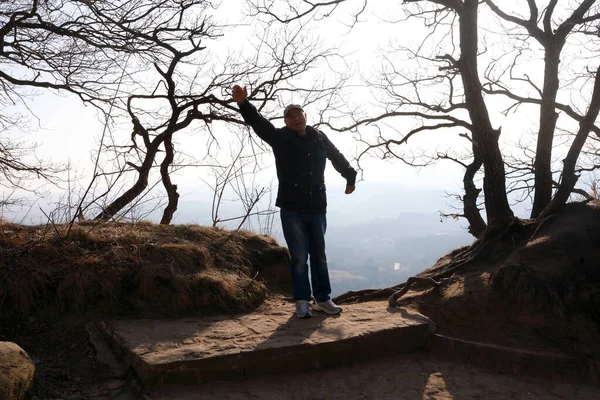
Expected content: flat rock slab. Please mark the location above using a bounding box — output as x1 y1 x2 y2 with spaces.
101 301 433 388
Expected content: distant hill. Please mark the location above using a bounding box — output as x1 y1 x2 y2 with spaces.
322 212 474 296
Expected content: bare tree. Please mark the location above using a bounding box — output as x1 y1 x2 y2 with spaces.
482 0 600 217
90 16 348 224
249 0 600 238
1 0 173 198
2 1 347 224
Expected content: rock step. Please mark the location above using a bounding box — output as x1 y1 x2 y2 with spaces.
427 333 600 383
99 301 433 388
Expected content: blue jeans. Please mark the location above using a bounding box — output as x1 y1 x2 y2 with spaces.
280 209 331 302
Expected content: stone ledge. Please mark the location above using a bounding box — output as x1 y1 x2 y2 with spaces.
100 301 433 388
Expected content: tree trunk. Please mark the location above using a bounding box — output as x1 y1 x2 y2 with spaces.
531 45 561 217
94 140 161 221
160 133 179 225
540 66 600 218
459 0 513 228
463 150 486 238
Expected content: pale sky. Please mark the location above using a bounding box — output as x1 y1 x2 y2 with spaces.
2 0 597 226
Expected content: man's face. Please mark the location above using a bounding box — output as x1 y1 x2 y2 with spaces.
285 108 307 132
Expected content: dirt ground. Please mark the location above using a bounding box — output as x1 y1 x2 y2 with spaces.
0 317 134 400
150 352 600 400
4 311 599 400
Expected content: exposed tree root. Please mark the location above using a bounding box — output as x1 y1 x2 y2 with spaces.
387 276 451 307
333 286 399 304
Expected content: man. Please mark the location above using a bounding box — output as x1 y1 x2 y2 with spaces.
232 85 357 319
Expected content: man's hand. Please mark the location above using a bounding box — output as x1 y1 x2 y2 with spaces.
345 184 355 194
232 85 248 104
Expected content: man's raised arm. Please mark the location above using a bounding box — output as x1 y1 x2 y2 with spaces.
232 85 279 146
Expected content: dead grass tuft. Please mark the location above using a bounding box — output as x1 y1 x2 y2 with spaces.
0 222 290 322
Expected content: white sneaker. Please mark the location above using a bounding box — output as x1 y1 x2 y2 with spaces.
312 299 342 315
295 300 313 319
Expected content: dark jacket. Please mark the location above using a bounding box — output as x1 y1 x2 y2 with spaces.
238 100 357 214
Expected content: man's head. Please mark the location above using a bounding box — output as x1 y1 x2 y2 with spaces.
284 104 306 133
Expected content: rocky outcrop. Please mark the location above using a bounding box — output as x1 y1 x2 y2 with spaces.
0 341 35 400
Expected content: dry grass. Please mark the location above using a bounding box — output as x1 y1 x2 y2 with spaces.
0 222 290 322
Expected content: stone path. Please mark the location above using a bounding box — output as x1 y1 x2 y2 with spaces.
101 300 433 388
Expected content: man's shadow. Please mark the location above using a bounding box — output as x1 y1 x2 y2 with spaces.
254 311 342 351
